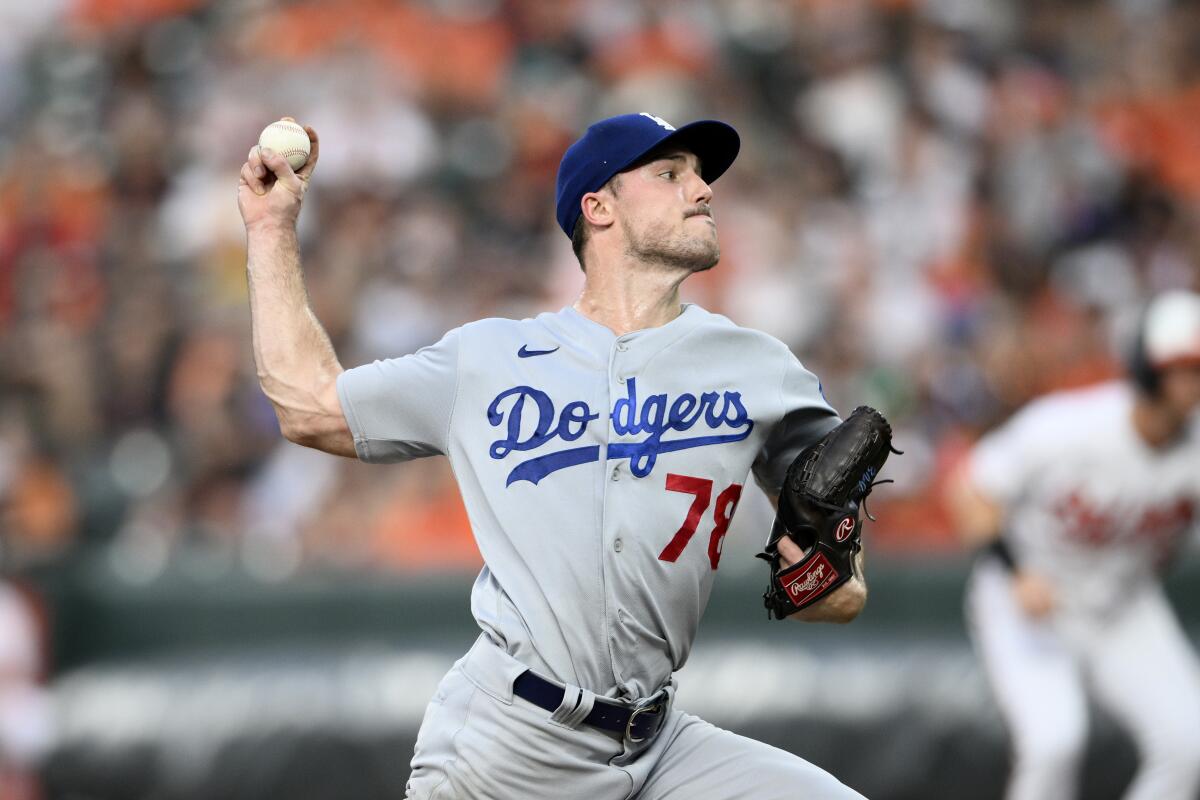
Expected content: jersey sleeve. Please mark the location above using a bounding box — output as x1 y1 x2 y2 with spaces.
751 351 841 496
967 402 1056 505
335 328 461 463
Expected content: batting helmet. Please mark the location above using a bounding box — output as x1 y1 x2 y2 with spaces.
1128 290 1200 395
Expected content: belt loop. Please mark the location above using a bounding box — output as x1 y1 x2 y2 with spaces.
562 688 596 729
660 680 676 711
549 685 583 726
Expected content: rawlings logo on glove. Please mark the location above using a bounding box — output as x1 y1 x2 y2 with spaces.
758 406 899 619
834 515 856 542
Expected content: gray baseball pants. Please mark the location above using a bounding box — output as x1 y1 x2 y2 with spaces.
405 635 865 799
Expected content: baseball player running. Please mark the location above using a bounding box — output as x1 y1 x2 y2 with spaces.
237 112 893 799
952 291 1200 800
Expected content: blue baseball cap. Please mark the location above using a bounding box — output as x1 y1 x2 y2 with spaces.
555 112 741 238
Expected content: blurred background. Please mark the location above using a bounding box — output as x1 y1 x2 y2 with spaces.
1 0 1199 797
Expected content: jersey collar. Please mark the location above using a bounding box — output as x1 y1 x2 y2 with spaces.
557 303 706 353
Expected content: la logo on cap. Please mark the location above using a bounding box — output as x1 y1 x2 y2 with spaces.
639 113 675 131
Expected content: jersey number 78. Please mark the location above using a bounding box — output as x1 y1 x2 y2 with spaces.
657 473 743 569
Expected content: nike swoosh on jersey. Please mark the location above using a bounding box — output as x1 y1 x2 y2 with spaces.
517 345 560 358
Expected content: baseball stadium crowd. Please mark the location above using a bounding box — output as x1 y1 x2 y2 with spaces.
2 0 1200 578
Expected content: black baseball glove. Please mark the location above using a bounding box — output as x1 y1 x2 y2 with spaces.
758 406 898 619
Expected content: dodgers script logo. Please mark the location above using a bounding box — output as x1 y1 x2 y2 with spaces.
488 378 753 486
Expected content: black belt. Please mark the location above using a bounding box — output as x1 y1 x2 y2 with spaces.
512 670 667 743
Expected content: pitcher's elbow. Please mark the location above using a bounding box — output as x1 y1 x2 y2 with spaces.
276 409 329 449
275 409 305 444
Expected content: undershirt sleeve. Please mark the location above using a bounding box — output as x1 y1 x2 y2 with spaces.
751 350 841 496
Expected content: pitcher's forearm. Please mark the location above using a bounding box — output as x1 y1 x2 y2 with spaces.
245 222 343 428
790 577 866 623
237 125 353 456
789 551 867 623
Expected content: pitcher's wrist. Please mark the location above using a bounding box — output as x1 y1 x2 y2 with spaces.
245 215 298 238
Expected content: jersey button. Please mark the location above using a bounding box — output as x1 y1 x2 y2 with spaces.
611 465 620 481
617 342 629 352
614 538 623 553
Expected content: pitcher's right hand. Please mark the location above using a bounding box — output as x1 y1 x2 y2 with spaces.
238 117 319 232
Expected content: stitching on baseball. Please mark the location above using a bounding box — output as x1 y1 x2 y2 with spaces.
263 121 308 163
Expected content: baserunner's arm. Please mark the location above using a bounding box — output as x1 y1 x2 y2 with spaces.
947 456 1056 618
238 120 354 457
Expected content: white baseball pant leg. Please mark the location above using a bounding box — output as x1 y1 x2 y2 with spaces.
1078 584 1200 800
966 560 1089 800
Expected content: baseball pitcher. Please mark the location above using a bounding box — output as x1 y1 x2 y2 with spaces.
237 113 895 799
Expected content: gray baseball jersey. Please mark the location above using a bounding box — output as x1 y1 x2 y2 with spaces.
337 303 838 701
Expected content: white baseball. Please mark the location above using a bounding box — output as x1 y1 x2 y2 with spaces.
258 119 311 171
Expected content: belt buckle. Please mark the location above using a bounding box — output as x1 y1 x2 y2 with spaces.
624 690 668 744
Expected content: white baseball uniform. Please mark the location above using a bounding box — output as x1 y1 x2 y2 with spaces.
964 381 1200 800
337 303 864 799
